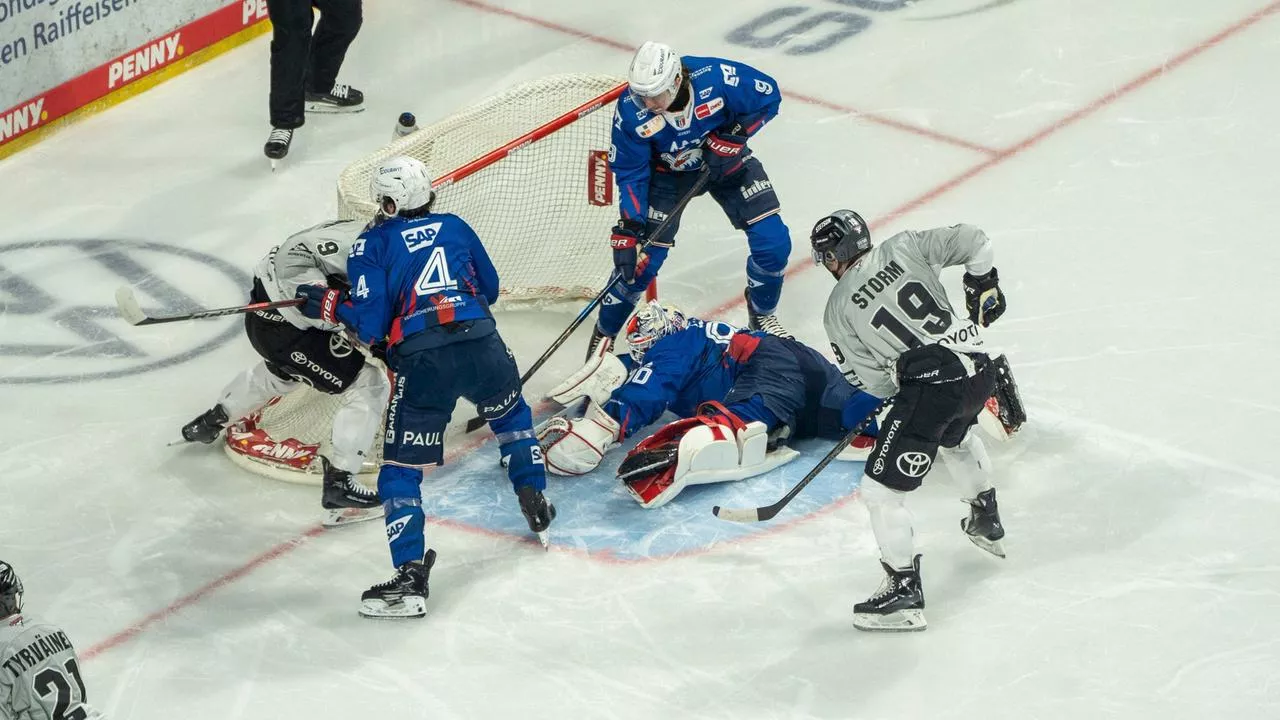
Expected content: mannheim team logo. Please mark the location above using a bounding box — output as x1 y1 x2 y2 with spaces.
0 239 250 384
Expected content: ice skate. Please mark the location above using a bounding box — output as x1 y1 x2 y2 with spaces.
320 457 383 527
359 550 435 619
181 404 229 444
853 555 927 632
744 289 794 339
961 487 1006 558
305 83 365 113
517 485 556 549
264 127 293 170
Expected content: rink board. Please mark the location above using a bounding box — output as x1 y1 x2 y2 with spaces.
418 434 865 561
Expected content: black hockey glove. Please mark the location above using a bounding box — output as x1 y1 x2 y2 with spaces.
702 126 749 178
963 268 1006 327
610 218 646 283
369 340 388 363
295 283 344 324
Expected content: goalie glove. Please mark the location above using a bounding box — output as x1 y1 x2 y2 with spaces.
536 400 622 476
546 339 628 407
963 268 1006 327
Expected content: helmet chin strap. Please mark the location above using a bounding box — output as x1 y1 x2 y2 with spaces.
660 76 693 128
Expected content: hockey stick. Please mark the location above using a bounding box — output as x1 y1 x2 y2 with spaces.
463 165 712 433
712 399 889 523
114 286 304 326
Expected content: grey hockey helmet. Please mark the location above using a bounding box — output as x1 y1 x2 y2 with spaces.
0 561 23 618
810 209 872 266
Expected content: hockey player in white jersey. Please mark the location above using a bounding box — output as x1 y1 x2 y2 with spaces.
0 561 106 719
180 219 389 526
812 210 1010 632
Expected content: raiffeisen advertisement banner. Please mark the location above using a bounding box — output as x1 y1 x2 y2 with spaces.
0 0 271 155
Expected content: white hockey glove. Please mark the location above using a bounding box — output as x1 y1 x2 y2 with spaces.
545 341 628 407
536 400 622 476
617 402 799 509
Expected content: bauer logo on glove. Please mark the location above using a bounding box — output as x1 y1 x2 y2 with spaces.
962 267 1006 327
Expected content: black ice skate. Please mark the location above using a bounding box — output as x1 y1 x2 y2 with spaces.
961 487 1006 558
359 550 436 619
853 555 927 632
181 404 229 444
264 127 293 170
516 485 556 549
744 289 794 340
305 83 365 113
320 457 383 527
585 327 613 362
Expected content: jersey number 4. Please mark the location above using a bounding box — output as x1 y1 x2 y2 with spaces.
870 281 952 349
33 658 88 720
413 246 458 295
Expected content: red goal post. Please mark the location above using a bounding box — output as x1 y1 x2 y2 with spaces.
225 73 635 483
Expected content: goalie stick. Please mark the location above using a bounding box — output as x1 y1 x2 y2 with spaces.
463 165 712 433
713 399 889 523
114 286 304 326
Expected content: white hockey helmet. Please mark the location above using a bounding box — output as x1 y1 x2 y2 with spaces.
371 156 435 218
627 41 683 113
624 300 688 362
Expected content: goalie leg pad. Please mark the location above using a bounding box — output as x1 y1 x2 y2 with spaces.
621 403 799 508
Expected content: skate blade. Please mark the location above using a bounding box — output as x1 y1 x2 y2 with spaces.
853 608 927 632
323 506 385 527
966 533 1006 559
359 596 426 619
305 102 365 114
535 529 550 550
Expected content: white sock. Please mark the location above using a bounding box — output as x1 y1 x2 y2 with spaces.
217 362 298 420
940 431 993 500
860 476 915 570
329 365 390 473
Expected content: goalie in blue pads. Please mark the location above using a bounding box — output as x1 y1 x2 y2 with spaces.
538 302 883 508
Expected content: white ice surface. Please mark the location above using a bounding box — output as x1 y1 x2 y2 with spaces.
2 0 1280 718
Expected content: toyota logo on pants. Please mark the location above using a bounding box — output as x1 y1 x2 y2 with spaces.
896 452 932 478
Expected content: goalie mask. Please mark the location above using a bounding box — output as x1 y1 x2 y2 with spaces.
624 300 688 363
0 561 23 618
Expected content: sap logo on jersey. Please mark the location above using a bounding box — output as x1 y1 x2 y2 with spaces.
401 431 442 448
694 98 724 121
401 222 443 252
386 516 411 543
698 86 714 100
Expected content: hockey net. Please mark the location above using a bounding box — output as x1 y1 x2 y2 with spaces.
224 73 628 483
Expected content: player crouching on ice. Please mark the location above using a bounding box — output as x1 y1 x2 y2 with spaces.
588 41 797 359
539 301 882 508
181 219 387 527
294 156 555 619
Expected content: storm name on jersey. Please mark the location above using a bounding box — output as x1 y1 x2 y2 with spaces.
2 629 74 677
848 260 907 309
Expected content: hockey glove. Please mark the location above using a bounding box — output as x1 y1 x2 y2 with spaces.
610 218 646 283
295 283 344 324
963 268 1006 327
702 126 749 178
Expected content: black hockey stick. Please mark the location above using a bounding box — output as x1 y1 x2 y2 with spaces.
464 165 711 433
712 399 889 523
114 286 304 326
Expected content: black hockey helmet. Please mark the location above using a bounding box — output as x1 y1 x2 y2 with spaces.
810 209 872 266
0 561 23 618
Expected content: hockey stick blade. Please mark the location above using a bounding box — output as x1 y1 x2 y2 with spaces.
116 286 305 326
114 286 149 325
711 399 889 524
463 166 711 434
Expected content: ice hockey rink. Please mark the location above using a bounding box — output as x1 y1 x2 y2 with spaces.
3 0 1280 717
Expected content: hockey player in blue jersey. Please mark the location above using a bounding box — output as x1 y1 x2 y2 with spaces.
540 302 882 508
295 156 554 619
587 41 797 359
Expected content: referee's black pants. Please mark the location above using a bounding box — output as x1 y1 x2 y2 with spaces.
266 0 362 129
